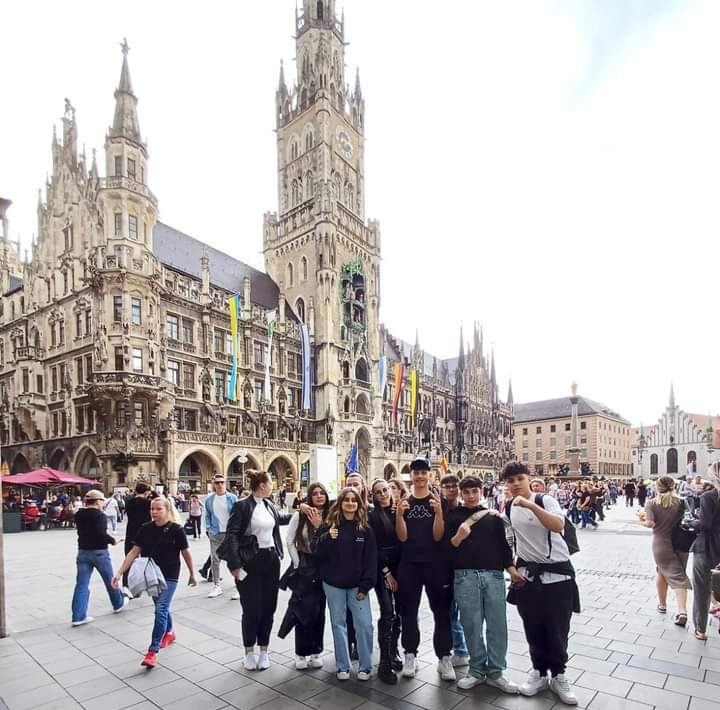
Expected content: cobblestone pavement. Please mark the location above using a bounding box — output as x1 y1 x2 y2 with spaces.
1 503 719 710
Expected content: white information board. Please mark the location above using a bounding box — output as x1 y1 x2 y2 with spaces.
310 444 339 500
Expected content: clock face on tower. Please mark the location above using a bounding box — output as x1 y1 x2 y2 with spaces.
335 126 354 160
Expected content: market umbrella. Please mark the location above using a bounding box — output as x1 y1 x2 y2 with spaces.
1 468 98 486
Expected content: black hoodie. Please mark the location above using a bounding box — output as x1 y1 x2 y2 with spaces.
313 518 377 594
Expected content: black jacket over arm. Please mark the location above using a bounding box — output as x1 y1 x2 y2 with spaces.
692 489 720 563
221 496 292 571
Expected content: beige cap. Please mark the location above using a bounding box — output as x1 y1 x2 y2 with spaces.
85 489 105 501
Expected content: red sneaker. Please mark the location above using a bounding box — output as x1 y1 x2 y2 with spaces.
159 631 176 649
141 651 157 668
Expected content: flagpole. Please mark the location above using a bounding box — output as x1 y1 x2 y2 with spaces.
0 437 6 638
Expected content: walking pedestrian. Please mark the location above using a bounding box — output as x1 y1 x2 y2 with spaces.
103 493 120 532
122 483 152 595
205 474 239 599
223 471 293 671
113 497 198 667
284 482 331 670
624 480 636 507
502 462 580 706
691 462 720 641
188 494 203 538
637 481 648 508
313 487 377 681
395 457 455 681
641 476 691 626
70 490 127 626
447 476 521 693
368 479 403 684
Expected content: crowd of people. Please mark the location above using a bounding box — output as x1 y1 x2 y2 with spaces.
62 459 720 707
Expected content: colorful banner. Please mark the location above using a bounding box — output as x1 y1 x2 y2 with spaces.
264 309 277 402
378 355 387 398
346 442 359 473
301 323 312 410
391 362 404 427
227 294 242 401
410 368 418 421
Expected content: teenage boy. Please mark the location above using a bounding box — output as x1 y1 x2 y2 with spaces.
440 474 469 669
204 475 238 599
396 457 455 681
447 477 521 692
502 462 580 706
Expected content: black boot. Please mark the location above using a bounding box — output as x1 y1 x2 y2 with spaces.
378 633 397 685
390 618 403 672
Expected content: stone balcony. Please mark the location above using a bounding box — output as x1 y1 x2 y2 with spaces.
99 175 158 207
89 371 174 397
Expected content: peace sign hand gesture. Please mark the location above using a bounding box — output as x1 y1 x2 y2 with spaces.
429 490 442 516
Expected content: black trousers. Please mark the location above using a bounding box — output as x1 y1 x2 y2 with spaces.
374 577 401 658
237 549 281 647
625 495 634 507
295 583 326 657
122 539 133 587
397 561 452 658
516 580 574 677
189 515 202 537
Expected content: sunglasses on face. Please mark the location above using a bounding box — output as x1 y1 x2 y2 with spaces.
374 487 390 495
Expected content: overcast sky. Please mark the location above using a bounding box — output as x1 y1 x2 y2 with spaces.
2 0 719 427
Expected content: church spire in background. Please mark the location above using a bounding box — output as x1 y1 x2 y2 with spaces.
110 38 142 143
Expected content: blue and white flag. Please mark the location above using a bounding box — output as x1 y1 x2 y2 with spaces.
301 323 312 411
346 442 359 473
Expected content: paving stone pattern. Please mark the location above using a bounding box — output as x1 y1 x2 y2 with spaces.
1 504 718 710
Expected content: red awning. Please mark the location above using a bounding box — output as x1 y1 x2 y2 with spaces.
1 468 98 486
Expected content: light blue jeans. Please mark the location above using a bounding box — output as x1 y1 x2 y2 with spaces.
450 599 468 655
71 549 125 623
454 569 508 680
149 580 178 652
323 583 373 673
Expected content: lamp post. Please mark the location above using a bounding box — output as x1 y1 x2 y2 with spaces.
0 431 6 637
637 424 646 479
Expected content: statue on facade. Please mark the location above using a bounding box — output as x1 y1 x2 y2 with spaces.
326 413 334 445
94 325 108 367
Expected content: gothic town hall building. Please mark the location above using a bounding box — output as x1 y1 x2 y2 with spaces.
0 1 513 492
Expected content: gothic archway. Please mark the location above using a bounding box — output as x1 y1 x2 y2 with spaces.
355 358 368 383
667 447 678 475
650 453 658 475
267 455 296 490
227 453 261 490
49 448 70 471
178 450 220 491
74 447 100 479
383 463 397 480
11 453 30 474
687 450 697 474
356 393 370 415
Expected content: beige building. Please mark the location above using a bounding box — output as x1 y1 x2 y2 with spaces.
0 2 512 492
513 394 632 478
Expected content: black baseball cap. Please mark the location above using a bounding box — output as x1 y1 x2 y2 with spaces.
409 457 430 471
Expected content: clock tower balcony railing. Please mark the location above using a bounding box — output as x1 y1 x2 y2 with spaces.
99 176 158 208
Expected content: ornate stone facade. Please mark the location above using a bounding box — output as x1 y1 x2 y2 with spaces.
0 3 512 491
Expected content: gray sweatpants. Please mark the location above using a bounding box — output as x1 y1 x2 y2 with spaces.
209 533 226 585
692 551 718 633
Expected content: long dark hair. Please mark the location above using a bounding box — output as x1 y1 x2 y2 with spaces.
294 482 331 547
327 487 368 530
370 479 395 536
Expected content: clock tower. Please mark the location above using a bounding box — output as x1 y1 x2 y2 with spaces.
263 0 383 479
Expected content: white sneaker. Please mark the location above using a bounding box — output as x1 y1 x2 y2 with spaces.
451 653 470 667
295 656 308 670
402 653 418 678
230 588 240 600
357 671 371 681
257 652 270 670
207 585 223 599
243 652 257 671
121 586 133 599
549 674 578 705
437 656 457 681
113 597 129 614
519 669 549 696
71 616 94 627
487 675 519 694
337 670 350 680
309 655 323 668
457 675 485 689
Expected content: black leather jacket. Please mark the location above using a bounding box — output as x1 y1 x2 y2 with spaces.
223 496 292 570
691 489 720 563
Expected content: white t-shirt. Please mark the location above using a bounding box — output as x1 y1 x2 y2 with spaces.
104 498 119 516
510 493 570 584
213 494 230 533
250 497 276 549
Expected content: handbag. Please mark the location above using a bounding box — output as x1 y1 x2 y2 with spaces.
671 501 696 553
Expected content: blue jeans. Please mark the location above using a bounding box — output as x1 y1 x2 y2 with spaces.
450 599 468 655
323 583 373 673
71 549 125 623
454 569 508 680
149 580 178 652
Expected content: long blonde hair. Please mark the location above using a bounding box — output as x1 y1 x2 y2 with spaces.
654 475 681 509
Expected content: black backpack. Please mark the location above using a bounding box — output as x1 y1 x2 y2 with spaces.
506 493 580 557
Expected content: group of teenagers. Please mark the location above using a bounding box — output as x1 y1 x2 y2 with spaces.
70 460 582 705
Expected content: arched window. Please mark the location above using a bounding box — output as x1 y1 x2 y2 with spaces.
667 447 678 474
290 140 299 161
355 358 368 382
650 453 658 475
296 298 305 323
343 396 350 413
356 394 370 415
317 0 324 20
342 361 350 379
301 256 308 281
305 129 314 152
305 171 313 200
291 180 300 206
687 450 697 474
287 262 294 287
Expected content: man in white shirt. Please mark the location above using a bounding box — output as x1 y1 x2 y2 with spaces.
204 475 238 599
503 462 580 706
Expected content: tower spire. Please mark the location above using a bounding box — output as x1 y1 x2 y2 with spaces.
669 382 676 409
507 379 514 406
458 325 465 371
110 38 142 143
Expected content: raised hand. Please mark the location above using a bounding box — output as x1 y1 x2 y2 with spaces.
429 490 442 515
329 524 339 540
396 499 409 515
305 507 322 529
